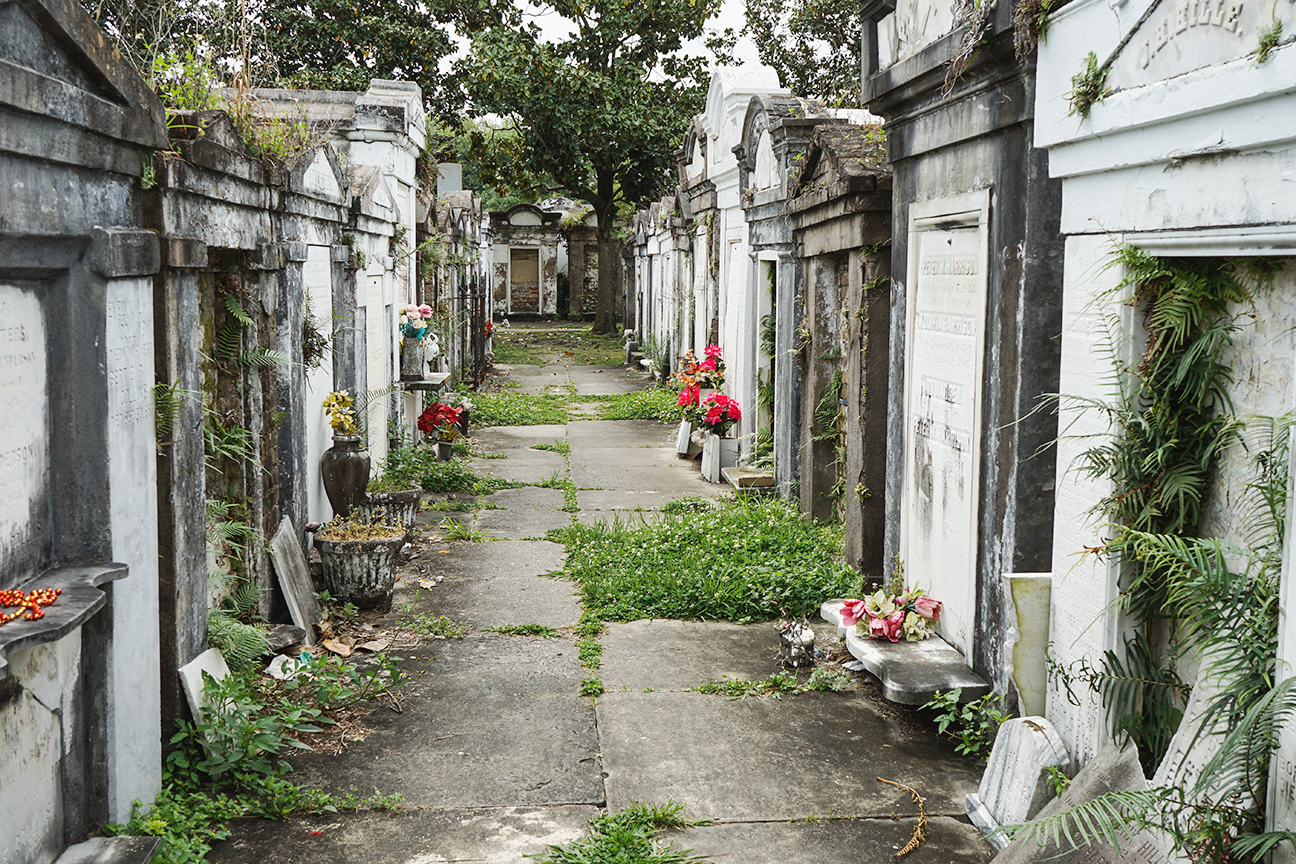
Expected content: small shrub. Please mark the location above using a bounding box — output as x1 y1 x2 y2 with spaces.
921 688 1009 759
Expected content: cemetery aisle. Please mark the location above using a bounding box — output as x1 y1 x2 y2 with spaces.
206 365 993 864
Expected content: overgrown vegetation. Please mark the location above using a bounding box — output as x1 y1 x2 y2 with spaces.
484 624 560 637
106 665 404 863
695 666 851 700
1067 50 1110 119
471 391 573 426
1021 252 1296 860
549 498 860 623
596 389 685 423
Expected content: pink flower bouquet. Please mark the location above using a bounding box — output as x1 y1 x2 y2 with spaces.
696 393 741 437
839 587 941 643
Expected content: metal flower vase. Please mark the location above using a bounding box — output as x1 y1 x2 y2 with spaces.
399 337 425 381
320 434 370 517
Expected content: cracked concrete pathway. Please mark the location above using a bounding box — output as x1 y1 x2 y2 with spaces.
207 364 993 864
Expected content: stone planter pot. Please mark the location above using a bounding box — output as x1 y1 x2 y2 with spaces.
399 338 425 381
357 488 422 528
315 535 404 611
458 408 471 437
675 419 701 458
700 433 738 483
320 434 370 517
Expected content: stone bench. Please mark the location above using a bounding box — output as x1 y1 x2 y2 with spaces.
820 599 990 705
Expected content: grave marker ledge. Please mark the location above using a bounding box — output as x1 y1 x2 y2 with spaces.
0 562 128 680
821 598 991 705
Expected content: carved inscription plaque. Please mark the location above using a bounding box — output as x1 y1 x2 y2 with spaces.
0 285 48 587
902 218 987 655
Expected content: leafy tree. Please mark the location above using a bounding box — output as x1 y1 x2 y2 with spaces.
259 0 472 119
464 0 721 333
743 0 861 104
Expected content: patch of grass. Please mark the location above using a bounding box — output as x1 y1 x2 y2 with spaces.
550 498 861 623
423 499 475 512
419 459 479 494
596 389 684 423
532 439 572 457
473 476 527 495
661 496 713 515
695 671 802 700
804 666 853 692
484 624 561 638
409 615 469 639
493 327 626 366
470 391 572 426
536 801 703 864
580 677 605 697
578 637 603 669
438 518 488 542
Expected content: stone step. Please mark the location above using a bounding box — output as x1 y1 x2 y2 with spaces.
55 837 161 864
720 466 774 488
820 599 990 706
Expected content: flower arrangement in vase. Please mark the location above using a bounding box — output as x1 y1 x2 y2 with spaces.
696 393 741 437
322 391 358 435
399 304 434 341
840 586 942 643
696 344 725 389
418 402 462 443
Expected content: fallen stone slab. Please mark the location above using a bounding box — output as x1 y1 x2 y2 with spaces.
268 516 320 646
597 690 982 822
600 619 787 691
206 806 598 864
992 740 1170 863
665 815 992 864
285 635 603 808
967 717 1071 850
178 647 230 726
821 600 990 705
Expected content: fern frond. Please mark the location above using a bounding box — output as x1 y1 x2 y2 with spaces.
1002 789 1168 854
237 347 290 369
225 295 254 326
208 609 269 670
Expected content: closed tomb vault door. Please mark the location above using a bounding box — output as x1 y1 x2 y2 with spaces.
900 191 991 660
510 248 540 314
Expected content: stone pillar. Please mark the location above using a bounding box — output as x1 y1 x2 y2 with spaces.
154 237 209 744
773 255 802 499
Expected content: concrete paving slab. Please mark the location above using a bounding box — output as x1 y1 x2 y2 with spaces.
286 635 602 808
484 486 565 510
571 448 717 494
597 690 982 821
601 620 787 691
567 419 675 449
473 425 568 450
207 805 599 864
475 509 572 540
565 366 644 395
472 449 567 484
389 540 576 628
663 816 992 864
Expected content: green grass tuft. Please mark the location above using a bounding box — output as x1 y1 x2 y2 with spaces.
484 624 560 638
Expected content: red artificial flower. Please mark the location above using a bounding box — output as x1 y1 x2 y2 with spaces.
704 344 722 359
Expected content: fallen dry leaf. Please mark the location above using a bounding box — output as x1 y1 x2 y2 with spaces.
322 638 352 657
358 639 391 652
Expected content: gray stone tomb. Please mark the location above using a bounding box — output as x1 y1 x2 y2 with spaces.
967 716 1071 851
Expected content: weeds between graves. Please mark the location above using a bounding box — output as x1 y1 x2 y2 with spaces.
548 498 861 623
105 665 404 863
694 667 854 701
535 800 705 864
492 327 627 366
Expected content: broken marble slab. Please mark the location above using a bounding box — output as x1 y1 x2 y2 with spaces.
269 515 321 646
178 647 230 726
992 740 1170 863
967 717 1072 851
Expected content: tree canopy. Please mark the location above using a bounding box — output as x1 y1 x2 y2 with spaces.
464 0 721 331
744 0 861 104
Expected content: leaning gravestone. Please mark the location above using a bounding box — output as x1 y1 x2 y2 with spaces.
993 740 1170 863
968 717 1072 851
178 647 231 726
268 516 321 646
1151 673 1234 805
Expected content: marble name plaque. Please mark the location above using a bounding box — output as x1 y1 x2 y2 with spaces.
0 285 49 587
